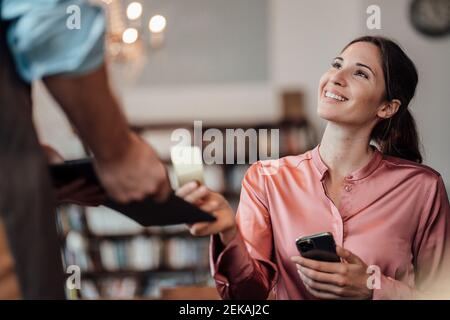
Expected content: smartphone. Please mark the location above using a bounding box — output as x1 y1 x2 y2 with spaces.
295 232 341 262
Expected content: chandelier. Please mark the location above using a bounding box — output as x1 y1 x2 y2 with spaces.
96 0 167 62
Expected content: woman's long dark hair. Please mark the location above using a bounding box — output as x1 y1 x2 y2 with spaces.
343 36 422 163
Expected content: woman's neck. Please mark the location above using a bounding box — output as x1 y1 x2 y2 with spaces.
319 122 375 178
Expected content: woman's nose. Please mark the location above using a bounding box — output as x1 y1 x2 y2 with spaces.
330 69 347 87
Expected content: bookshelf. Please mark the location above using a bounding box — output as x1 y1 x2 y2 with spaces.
56 92 318 300
57 205 212 299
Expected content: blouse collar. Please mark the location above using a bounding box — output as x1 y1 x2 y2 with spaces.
310 144 383 181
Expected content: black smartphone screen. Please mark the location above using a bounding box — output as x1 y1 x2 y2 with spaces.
296 232 341 262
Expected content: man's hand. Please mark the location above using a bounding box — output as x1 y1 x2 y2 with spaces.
93 133 171 203
291 246 373 300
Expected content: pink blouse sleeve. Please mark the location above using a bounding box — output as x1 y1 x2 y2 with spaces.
373 175 450 299
210 162 278 300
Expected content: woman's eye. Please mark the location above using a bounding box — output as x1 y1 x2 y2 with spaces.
331 61 341 69
355 70 369 79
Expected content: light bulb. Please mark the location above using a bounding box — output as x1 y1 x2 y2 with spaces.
149 15 167 33
126 2 143 20
122 28 138 44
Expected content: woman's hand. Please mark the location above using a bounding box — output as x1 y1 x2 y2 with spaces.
291 246 373 300
175 181 237 245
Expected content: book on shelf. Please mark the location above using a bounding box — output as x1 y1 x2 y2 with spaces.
57 205 86 235
99 237 163 271
79 280 100 299
77 277 139 300
96 236 209 272
64 230 93 271
164 237 209 269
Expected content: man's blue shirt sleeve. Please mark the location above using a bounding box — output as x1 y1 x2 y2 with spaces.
1 0 105 82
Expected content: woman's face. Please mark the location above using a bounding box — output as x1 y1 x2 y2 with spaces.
317 41 387 127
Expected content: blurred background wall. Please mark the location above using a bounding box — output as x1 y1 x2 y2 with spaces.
33 0 450 187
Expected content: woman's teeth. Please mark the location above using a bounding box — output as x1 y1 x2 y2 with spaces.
325 91 347 102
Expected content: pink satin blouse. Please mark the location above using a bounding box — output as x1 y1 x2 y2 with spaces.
210 145 450 299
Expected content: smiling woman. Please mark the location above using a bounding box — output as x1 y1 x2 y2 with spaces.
176 36 450 300
318 36 422 164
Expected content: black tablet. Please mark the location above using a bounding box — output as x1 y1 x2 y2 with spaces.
48 159 216 226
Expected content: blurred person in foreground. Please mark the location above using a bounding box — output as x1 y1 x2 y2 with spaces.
0 0 170 298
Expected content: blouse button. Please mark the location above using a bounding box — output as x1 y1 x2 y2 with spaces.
344 185 352 192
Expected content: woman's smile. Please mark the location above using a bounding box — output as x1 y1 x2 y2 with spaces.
322 89 348 103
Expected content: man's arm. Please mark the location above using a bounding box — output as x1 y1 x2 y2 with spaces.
43 64 171 203
43 64 131 163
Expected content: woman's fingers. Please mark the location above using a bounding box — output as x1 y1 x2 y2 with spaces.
198 197 223 213
297 264 347 287
298 269 350 297
175 181 199 198
184 185 209 205
292 250 372 300
298 269 344 299
291 255 344 274
336 246 364 265
178 186 236 238
301 279 343 300
186 209 232 237
291 256 349 287
175 182 210 205
187 222 212 236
